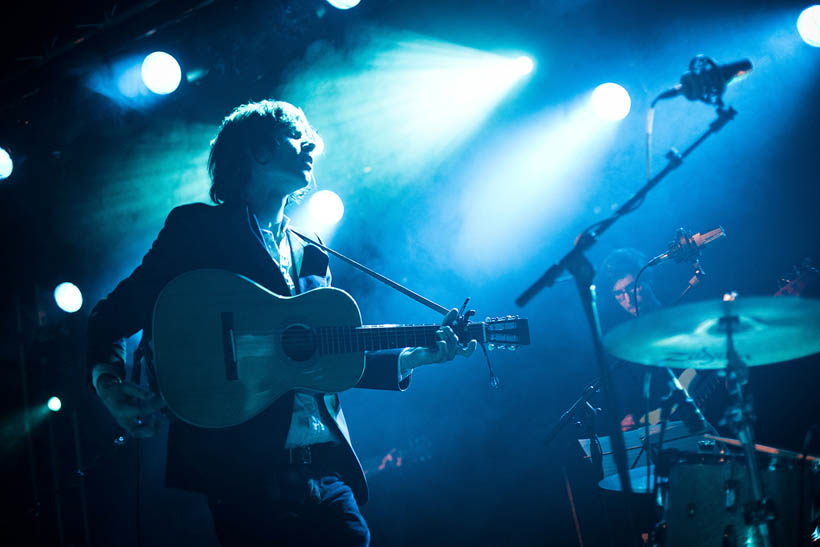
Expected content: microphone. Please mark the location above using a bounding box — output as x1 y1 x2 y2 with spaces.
648 226 725 267
653 55 752 106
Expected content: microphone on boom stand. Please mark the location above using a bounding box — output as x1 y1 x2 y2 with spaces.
652 56 752 107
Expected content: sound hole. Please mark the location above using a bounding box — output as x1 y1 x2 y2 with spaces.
281 325 317 361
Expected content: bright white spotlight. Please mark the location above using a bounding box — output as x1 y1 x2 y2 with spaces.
47 397 62 412
798 5 820 47
591 83 631 121
326 0 361 9
0 147 12 180
511 56 534 76
54 282 83 313
141 52 182 95
308 190 345 225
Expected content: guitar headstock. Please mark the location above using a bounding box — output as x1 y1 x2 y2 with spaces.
465 316 531 351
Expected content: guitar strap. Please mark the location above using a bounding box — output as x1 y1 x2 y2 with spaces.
290 229 451 317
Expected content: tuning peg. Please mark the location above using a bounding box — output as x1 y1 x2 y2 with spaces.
487 343 495 351
508 345 517 352
485 316 491 322
497 344 507 350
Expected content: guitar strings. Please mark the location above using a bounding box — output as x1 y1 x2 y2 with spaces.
234 325 491 353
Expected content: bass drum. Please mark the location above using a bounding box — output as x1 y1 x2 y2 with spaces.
664 452 819 547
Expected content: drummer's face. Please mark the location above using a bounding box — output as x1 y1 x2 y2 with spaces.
612 274 642 316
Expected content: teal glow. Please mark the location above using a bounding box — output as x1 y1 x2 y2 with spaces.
452 98 619 273
798 5 820 46
591 82 631 121
47 397 62 412
0 147 12 180
280 33 535 186
308 190 345 225
141 52 182 95
327 0 361 8
54 282 83 313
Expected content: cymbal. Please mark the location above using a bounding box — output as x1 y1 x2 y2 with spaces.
599 465 664 494
603 297 820 369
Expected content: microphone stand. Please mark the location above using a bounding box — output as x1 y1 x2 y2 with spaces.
516 104 736 544
545 377 602 449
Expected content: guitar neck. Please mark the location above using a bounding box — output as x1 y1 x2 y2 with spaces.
317 324 484 354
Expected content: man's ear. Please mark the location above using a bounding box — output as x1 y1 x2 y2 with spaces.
249 143 274 165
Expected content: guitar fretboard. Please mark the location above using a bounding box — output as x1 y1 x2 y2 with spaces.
314 324 484 354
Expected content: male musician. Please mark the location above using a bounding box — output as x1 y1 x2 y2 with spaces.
599 248 712 430
87 100 476 546
599 248 661 320
599 248 682 430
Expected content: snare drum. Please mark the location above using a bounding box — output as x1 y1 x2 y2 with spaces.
663 450 819 547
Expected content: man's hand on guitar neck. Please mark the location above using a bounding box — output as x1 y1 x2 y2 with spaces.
399 308 478 374
94 371 166 438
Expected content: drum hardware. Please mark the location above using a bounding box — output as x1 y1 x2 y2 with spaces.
604 295 820 546
720 296 775 546
660 447 820 547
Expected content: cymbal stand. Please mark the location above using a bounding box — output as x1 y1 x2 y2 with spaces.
721 298 775 547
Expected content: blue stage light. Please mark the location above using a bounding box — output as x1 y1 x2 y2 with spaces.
798 5 820 47
0 147 12 180
308 190 345 225
327 0 361 9
511 56 534 76
141 52 182 95
48 397 62 412
591 83 631 121
54 282 83 313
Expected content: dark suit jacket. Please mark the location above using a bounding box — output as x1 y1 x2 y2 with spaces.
87 202 409 503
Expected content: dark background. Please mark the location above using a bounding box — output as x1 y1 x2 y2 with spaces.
2 1 819 545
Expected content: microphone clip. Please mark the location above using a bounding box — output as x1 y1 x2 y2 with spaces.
649 227 698 266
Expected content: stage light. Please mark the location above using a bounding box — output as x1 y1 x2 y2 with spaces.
591 83 631 121
797 5 820 47
326 0 361 9
511 56 534 76
141 52 182 95
53 282 83 313
0 147 12 180
308 190 345 225
279 34 536 185
451 97 621 271
47 397 62 412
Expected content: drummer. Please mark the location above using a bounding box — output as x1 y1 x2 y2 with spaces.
598 248 722 431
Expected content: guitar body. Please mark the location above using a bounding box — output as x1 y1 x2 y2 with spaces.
152 269 365 429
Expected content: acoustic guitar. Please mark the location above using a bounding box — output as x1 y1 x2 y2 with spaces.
153 269 530 428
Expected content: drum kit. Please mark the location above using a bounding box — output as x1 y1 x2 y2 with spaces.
596 294 820 546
